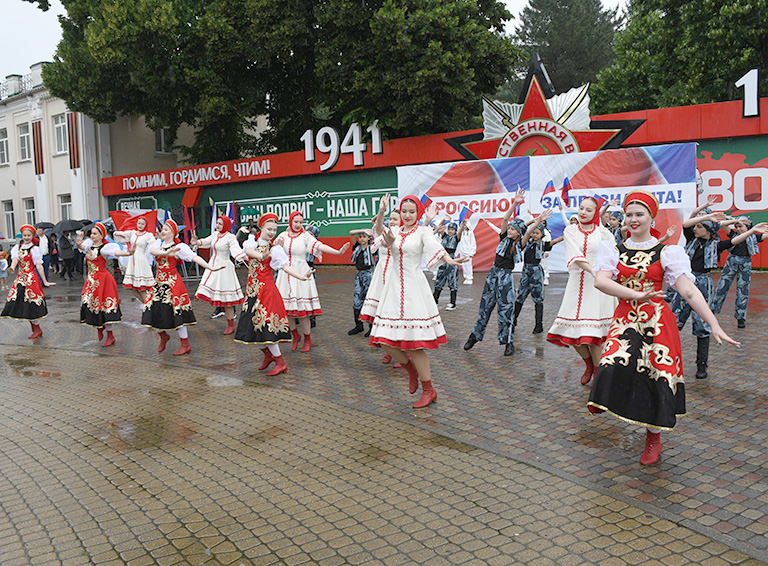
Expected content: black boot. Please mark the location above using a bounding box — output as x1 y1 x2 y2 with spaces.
464 334 478 350
695 336 710 379
504 342 515 356
365 324 372 337
512 301 523 327
446 290 457 310
533 303 544 334
433 288 442 304
348 309 364 335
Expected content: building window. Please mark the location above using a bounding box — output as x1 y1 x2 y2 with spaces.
3 200 15 238
0 128 8 165
19 123 30 161
23 198 36 225
54 114 68 154
59 194 72 220
155 127 173 154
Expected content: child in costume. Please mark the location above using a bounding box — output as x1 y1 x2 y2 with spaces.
348 228 377 335
463 189 527 357
589 191 740 465
76 222 132 347
456 218 476 284
143 219 222 355
513 210 563 334
711 217 765 328
433 221 461 310
1 225 55 338
113 212 157 303
670 206 764 378
235 213 315 375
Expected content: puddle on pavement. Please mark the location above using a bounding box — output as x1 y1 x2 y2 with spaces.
206 375 244 387
101 414 195 450
416 432 478 453
3 354 61 378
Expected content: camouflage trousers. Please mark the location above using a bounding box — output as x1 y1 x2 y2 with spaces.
712 255 752 321
434 263 459 292
671 271 713 338
515 264 545 305
470 266 516 345
352 269 373 311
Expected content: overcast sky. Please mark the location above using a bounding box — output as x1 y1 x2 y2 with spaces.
2 0 626 80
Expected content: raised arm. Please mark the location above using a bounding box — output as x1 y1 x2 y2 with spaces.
520 208 553 247
729 222 768 246
373 192 389 236
682 211 726 229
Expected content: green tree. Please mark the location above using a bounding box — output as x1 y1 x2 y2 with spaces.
27 0 520 163
511 0 620 96
592 0 768 114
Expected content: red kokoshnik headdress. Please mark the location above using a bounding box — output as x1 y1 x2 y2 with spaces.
624 190 662 238
165 219 182 244
19 224 35 235
94 222 108 239
257 213 279 241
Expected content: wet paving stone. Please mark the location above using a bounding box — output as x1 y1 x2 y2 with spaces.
0 267 767 565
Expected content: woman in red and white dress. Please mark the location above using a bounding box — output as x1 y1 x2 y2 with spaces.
191 216 246 335
76 222 133 347
1 224 55 338
546 197 617 385
274 211 349 352
113 213 156 303
368 196 467 408
143 219 223 355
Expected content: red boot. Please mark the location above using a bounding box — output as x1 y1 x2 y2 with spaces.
223 318 235 335
173 338 192 356
413 381 437 408
98 327 104 341
266 355 287 376
290 329 301 351
102 330 115 347
158 332 170 352
258 348 275 370
301 334 312 353
382 353 392 364
580 357 595 385
640 430 662 465
28 323 43 339
403 361 420 394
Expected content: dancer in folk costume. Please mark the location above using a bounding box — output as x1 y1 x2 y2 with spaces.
588 191 740 465
513 210 563 334
112 211 157 303
1 224 55 338
670 207 763 378
274 211 350 353
547 196 617 384
143 219 222 356
433 221 461 310
360 194 400 365
235 213 315 375
191 216 246 335
76 222 132 347
463 189 527 357
347 228 377 336
711 217 766 329
369 195 467 408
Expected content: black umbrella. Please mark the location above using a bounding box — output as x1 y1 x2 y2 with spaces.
81 219 114 234
35 221 55 229
53 219 84 233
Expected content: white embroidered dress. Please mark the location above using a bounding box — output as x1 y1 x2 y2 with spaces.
274 229 322 317
547 223 617 347
194 232 246 306
368 225 449 350
115 230 155 290
360 229 393 323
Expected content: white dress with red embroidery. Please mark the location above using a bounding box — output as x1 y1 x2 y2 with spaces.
547 223 617 347
194 231 246 307
274 230 322 317
360 232 392 323
368 225 449 350
1 244 47 321
115 230 155 291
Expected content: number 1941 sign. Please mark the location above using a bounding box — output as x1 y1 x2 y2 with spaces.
301 121 383 171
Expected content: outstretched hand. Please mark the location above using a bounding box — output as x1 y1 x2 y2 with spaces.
513 188 526 205
666 225 678 238
339 242 351 254
634 289 665 302
711 326 740 348
382 227 396 247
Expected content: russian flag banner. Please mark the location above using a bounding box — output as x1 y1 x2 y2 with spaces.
541 179 556 204
561 176 573 205
459 206 474 223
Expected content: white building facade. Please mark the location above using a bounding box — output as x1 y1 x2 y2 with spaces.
0 63 193 242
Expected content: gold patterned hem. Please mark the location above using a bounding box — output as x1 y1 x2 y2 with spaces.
586 401 686 432
0 313 48 322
